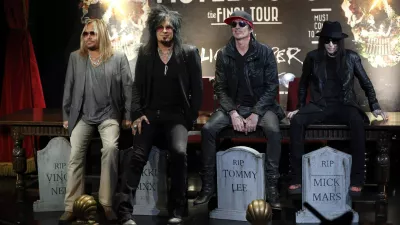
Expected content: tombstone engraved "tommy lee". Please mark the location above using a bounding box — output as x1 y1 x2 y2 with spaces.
210 146 265 221
296 146 359 224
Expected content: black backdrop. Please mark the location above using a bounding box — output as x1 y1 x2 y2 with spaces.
25 0 400 112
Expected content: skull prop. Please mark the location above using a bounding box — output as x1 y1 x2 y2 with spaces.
79 0 150 61
341 0 400 68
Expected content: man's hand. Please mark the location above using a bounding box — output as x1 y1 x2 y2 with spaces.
287 110 299 120
230 110 245 132
131 115 150 135
122 120 132 129
372 109 389 121
245 113 259 134
63 121 68 129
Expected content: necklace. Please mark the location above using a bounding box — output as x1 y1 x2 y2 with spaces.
157 47 172 76
89 53 103 66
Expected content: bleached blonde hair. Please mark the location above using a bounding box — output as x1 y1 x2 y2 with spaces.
79 19 113 61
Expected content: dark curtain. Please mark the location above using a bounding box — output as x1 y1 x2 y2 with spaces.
0 0 46 176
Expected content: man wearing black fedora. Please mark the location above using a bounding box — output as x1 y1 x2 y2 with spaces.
287 21 388 196
194 10 285 209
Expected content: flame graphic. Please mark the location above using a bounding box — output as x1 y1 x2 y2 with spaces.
341 0 400 68
80 0 150 61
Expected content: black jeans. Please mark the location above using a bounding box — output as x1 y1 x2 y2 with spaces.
289 104 366 186
201 106 282 179
118 109 188 222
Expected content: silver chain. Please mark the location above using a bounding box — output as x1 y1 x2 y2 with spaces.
158 48 172 76
89 54 103 66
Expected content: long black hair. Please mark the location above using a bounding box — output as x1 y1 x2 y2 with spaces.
143 5 183 56
318 36 347 76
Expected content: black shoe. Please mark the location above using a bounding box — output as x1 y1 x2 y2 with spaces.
193 190 215 206
266 175 281 209
167 217 182 224
267 186 281 209
168 206 184 224
193 168 215 206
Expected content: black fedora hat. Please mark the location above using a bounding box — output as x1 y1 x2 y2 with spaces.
316 21 348 39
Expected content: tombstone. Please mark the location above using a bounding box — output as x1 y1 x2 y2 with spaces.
296 146 359 224
33 137 71 212
132 146 168 216
210 146 265 221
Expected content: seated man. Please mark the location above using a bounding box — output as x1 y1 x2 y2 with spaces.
117 5 203 225
287 21 388 196
61 19 133 222
193 11 285 209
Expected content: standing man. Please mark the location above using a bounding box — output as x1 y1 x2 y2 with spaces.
117 5 203 225
287 21 388 196
193 11 285 209
61 19 133 222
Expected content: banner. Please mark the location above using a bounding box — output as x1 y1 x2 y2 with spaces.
78 0 400 112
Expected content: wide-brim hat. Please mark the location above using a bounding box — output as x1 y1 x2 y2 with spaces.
316 21 348 39
223 11 254 29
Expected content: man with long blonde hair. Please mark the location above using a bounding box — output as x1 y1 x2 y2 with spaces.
61 18 133 222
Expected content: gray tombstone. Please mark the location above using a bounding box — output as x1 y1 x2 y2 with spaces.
210 146 265 221
33 137 71 212
296 146 359 224
132 146 168 216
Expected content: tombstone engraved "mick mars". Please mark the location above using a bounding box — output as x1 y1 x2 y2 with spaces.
296 146 359 224
210 146 265 221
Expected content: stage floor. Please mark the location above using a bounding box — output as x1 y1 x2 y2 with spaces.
0 175 399 225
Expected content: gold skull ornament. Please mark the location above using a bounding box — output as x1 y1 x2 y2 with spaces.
72 194 98 224
246 199 273 225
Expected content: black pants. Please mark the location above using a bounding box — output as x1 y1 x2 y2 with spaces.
118 109 188 222
201 106 282 179
289 104 366 186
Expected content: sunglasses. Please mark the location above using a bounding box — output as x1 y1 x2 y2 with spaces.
231 21 247 28
324 39 340 44
82 31 96 37
156 25 174 32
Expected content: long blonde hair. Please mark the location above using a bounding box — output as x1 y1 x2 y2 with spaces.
79 19 113 61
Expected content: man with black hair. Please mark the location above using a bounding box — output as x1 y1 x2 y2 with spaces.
287 21 388 196
194 10 285 209
117 5 203 225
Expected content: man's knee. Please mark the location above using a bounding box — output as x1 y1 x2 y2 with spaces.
170 141 187 157
260 111 280 133
349 111 364 125
101 141 118 154
290 114 305 127
201 111 227 137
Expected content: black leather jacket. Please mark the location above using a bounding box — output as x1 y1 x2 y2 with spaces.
214 34 285 120
297 49 381 122
132 44 203 128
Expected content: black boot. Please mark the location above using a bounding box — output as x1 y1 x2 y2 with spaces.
266 175 281 209
168 200 184 224
193 167 215 206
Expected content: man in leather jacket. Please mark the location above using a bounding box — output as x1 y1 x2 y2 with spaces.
117 5 203 225
193 11 285 209
287 21 388 196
